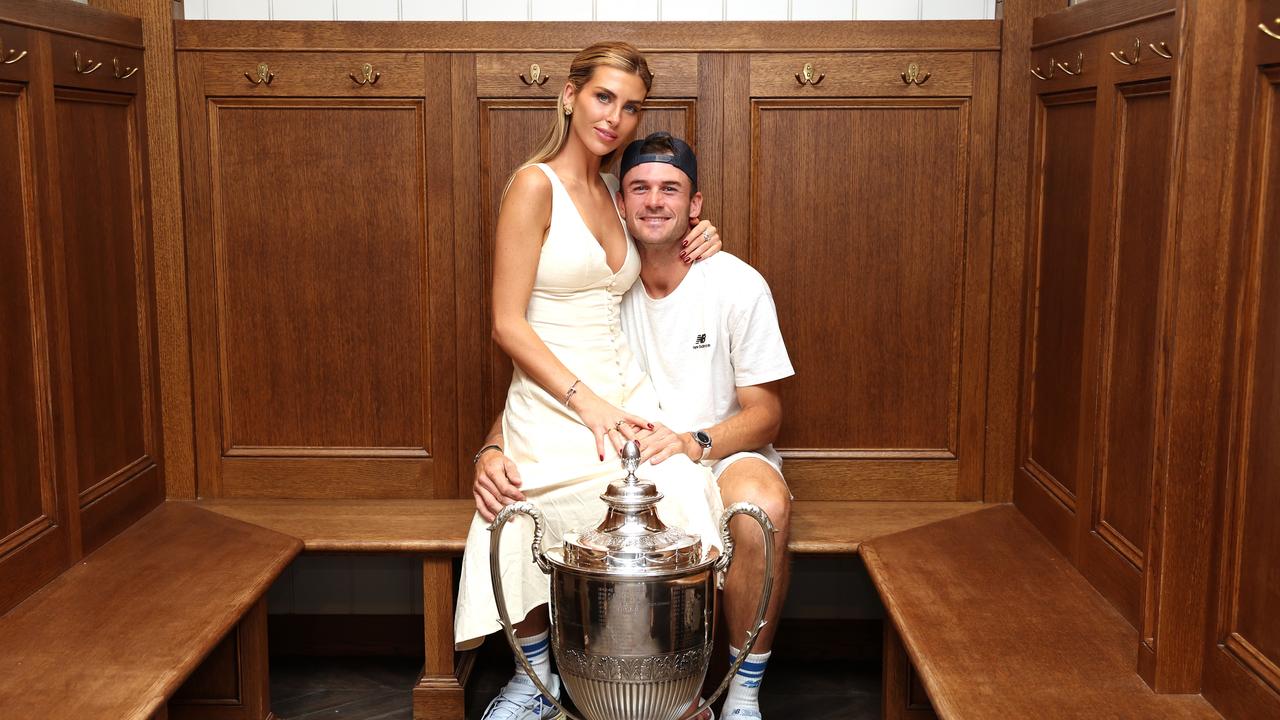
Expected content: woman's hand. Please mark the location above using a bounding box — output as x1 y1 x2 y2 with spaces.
632 421 699 465
680 218 722 263
570 387 652 461
473 448 525 523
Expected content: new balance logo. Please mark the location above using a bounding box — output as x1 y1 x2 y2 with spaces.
693 333 710 350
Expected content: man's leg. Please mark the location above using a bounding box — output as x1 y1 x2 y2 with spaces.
483 606 563 719
717 458 791 717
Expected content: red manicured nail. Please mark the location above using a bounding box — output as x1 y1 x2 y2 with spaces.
599 453 604 461
685 257 693 264
682 240 689 247
648 423 655 430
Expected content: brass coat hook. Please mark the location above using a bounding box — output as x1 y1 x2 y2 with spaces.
1054 51 1084 76
112 58 138 80
900 62 930 86
1 37 27 65
519 63 549 86
1031 60 1055 81
1148 41 1174 59
1261 17 1280 41
244 63 274 86
1110 38 1141 66
73 50 102 75
795 62 825 86
349 62 380 86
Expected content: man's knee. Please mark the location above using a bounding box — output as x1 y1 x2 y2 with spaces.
719 460 791 536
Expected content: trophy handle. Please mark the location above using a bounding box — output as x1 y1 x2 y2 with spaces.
488 502 581 720
683 502 778 720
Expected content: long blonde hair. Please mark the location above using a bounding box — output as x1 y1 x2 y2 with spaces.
519 41 653 174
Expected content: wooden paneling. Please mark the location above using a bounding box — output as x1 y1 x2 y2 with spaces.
188 96 449 498
0 26 74 616
1017 89 1096 543
52 84 164 551
749 53 975 97
476 98 697 422
475 52 698 98
196 51 425 97
755 100 966 454
170 600 272 720
1203 10 1280 713
1078 79 1173 625
725 50 998 502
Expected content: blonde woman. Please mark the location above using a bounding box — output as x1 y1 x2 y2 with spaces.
455 42 724 720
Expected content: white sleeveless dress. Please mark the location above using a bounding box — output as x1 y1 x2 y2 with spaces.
454 164 724 650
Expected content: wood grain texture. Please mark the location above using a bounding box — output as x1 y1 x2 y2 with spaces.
169 599 272 720
882 621 938 720
194 497 982 555
749 53 975 98
1033 0 1175 48
862 505 1221 720
1202 3 1280 714
0 502 300 720
173 21 1002 53
752 100 969 453
196 51 425 97
1142 0 1251 694
475 52 697 98
0 24 73 616
0 0 142 47
87 0 198 501
49 45 166 553
985 0 1078 503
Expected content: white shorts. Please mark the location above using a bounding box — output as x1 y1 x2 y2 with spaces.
711 450 792 500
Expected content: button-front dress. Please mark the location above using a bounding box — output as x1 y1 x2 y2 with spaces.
454 164 724 650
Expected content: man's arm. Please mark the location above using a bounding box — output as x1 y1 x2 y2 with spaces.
637 381 783 464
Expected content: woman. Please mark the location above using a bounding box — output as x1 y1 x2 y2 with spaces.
454 42 725 719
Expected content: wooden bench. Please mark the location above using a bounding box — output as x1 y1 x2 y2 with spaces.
196 497 984 720
861 505 1223 720
0 502 300 720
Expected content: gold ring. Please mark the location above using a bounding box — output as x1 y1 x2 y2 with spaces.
613 420 625 431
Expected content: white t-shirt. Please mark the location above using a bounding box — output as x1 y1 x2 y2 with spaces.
620 252 795 469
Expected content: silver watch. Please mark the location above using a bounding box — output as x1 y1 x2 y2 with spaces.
692 430 712 465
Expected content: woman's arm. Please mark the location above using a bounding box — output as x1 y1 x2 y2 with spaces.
491 167 650 460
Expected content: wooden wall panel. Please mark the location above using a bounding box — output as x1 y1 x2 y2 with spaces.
1203 22 1280 714
1076 79 1173 625
755 101 963 452
477 99 697 422
51 82 163 553
191 97 442 498
0 26 74 616
746 94 987 501
1017 90 1096 548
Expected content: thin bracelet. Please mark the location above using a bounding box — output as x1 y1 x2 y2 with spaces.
473 444 502 465
563 379 581 406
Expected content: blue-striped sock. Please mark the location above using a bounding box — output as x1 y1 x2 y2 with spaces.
512 629 553 690
721 645 770 716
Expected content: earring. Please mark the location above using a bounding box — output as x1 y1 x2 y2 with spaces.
564 107 573 116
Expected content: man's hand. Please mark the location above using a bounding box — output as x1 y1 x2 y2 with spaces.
632 421 700 465
473 449 526 523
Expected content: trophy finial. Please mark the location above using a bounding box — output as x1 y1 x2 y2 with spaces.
621 440 641 482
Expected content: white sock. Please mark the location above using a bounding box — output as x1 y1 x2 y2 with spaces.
511 629 553 691
721 645 770 716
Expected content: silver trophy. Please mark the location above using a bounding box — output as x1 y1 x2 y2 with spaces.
489 440 775 720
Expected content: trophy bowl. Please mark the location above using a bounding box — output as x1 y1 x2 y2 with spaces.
490 441 775 720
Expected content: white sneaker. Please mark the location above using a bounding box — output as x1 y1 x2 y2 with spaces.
480 673 565 720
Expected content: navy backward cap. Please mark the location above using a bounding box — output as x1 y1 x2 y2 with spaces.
619 132 698 190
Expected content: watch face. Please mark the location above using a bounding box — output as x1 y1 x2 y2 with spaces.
694 430 712 448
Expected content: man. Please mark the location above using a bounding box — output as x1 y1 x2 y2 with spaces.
474 132 794 720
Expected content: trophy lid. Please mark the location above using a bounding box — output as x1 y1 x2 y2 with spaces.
557 440 704 574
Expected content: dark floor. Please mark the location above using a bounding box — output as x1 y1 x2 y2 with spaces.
271 638 881 720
